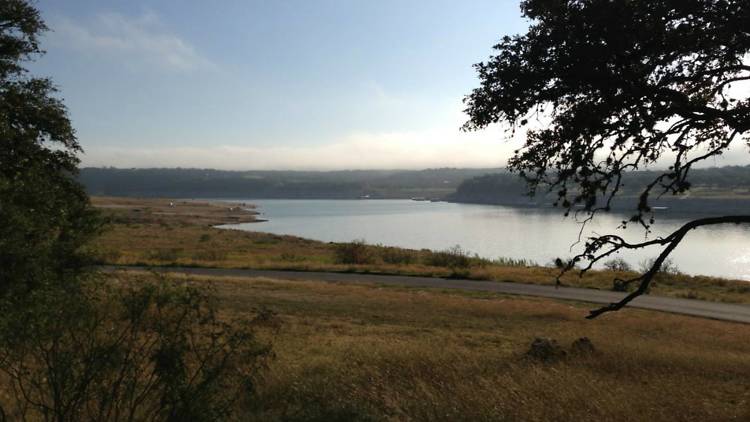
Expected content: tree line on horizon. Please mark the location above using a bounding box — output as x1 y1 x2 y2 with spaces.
80 165 750 207
78 167 500 199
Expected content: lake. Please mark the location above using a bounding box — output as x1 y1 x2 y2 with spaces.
221 199 750 280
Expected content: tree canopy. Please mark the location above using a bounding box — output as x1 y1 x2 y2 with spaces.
464 0 750 317
0 0 98 294
0 4 268 419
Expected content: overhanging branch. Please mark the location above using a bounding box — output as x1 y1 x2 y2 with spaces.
583 215 750 319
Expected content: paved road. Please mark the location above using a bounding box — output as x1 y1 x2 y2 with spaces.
102 265 750 324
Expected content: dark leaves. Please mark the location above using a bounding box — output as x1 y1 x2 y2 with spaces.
464 0 750 227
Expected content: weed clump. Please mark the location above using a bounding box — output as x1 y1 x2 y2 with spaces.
525 337 567 362
334 240 374 265
490 256 536 267
380 247 415 265
425 245 471 268
570 337 596 355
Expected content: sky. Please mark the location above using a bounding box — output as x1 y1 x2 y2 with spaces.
29 0 531 170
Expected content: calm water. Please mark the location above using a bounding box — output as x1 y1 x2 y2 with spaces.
222 199 750 280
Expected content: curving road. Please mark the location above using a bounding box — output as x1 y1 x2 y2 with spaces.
101 265 750 324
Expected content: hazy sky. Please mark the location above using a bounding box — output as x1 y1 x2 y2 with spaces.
28 0 531 169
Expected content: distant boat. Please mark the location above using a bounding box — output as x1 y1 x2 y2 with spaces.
411 197 429 201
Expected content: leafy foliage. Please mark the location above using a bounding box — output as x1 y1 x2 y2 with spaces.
464 0 750 317
0 3 274 420
464 0 749 221
0 0 100 295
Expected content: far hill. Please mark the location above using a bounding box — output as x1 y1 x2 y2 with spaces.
78 167 500 199
447 165 750 214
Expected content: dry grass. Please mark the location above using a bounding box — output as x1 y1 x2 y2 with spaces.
91 196 258 226
89 196 750 305
119 270 750 421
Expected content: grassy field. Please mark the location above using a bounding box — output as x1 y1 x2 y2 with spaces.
116 270 750 421
89 196 750 304
89 197 750 420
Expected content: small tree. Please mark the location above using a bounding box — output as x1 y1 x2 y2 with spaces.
464 0 750 317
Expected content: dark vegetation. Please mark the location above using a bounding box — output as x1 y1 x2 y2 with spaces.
0 2 267 419
463 0 750 317
448 165 750 214
334 241 524 271
79 167 497 199
83 165 750 209
0 274 271 421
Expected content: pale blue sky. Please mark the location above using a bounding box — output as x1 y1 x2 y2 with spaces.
32 1 530 169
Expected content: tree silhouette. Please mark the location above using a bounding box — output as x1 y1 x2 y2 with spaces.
0 4 269 419
463 0 750 318
0 0 100 294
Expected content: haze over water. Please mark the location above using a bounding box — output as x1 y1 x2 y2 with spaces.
222 199 750 281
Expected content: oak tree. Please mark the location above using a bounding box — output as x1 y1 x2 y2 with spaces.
463 0 750 317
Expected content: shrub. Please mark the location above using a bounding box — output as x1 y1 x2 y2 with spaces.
425 245 471 268
199 233 211 242
380 247 415 265
639 257 680 275
612 279 630 292
334 240 374 265
604 258 632 272
0 275 272 420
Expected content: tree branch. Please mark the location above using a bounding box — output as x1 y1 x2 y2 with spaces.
585 215 750 319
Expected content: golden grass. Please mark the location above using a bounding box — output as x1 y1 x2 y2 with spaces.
91 196 258 226
90 195 750 305
123 270 750 421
